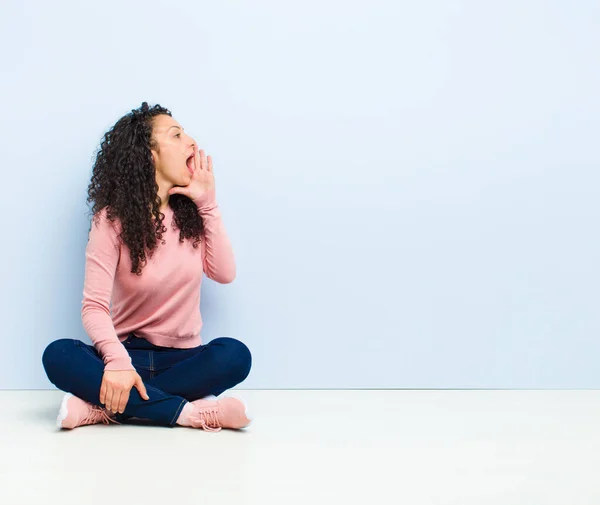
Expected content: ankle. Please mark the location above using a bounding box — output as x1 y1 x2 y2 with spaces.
176 402 195 427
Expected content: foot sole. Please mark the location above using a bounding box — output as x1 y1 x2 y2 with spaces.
56 393 73 429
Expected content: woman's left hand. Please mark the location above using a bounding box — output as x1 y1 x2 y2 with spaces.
168 145 216 205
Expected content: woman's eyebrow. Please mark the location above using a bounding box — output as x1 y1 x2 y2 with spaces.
168 126 184 131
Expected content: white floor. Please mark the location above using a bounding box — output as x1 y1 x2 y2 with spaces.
1 390 600 504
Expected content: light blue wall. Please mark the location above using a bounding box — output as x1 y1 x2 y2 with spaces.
1 1 599 389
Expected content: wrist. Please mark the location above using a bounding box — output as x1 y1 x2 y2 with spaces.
104 357 135 372
192 189 217 211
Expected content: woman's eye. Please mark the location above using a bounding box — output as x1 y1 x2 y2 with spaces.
175 133 181 138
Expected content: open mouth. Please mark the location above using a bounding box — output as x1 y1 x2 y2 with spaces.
185 153 195 174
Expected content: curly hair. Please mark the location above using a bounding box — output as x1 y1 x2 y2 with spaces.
86 101 204 275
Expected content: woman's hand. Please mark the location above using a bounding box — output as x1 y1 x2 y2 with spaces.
168 145 216 205
100 370 149 414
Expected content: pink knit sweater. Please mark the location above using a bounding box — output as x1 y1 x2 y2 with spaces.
81 196 235 371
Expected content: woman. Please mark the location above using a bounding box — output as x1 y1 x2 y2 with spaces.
42 102 252 432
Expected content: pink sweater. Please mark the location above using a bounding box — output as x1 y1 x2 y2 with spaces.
81 196 235 371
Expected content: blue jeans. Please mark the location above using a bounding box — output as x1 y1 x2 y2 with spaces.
42 333 252 426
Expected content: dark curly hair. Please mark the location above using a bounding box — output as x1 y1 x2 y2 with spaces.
86 101 204 275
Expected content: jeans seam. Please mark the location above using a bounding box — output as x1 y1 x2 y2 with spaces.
170 398 187 426
78 342 103 364
144 383 169 398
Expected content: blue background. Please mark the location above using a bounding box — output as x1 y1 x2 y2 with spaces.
1 1 599 388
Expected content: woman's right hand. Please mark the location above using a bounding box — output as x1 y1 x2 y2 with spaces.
100 370 150 414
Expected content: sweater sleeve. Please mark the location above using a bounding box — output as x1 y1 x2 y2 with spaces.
81 208 135 371
192 192 236 284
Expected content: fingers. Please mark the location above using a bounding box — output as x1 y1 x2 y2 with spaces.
111 391 121 414
118 390 130 414
135 376 150 400
104 386 114 412
194 145 200 172
168 186 187 197
194 148 211 173
105 385 122 414
99 379 107 406
100 371 147 413
192 151 197 173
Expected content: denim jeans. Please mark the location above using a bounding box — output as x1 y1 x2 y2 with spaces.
42 333 252 426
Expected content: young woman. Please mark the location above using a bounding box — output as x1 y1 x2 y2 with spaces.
42 102 252 432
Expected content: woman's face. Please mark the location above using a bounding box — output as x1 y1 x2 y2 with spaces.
150 114 197 187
